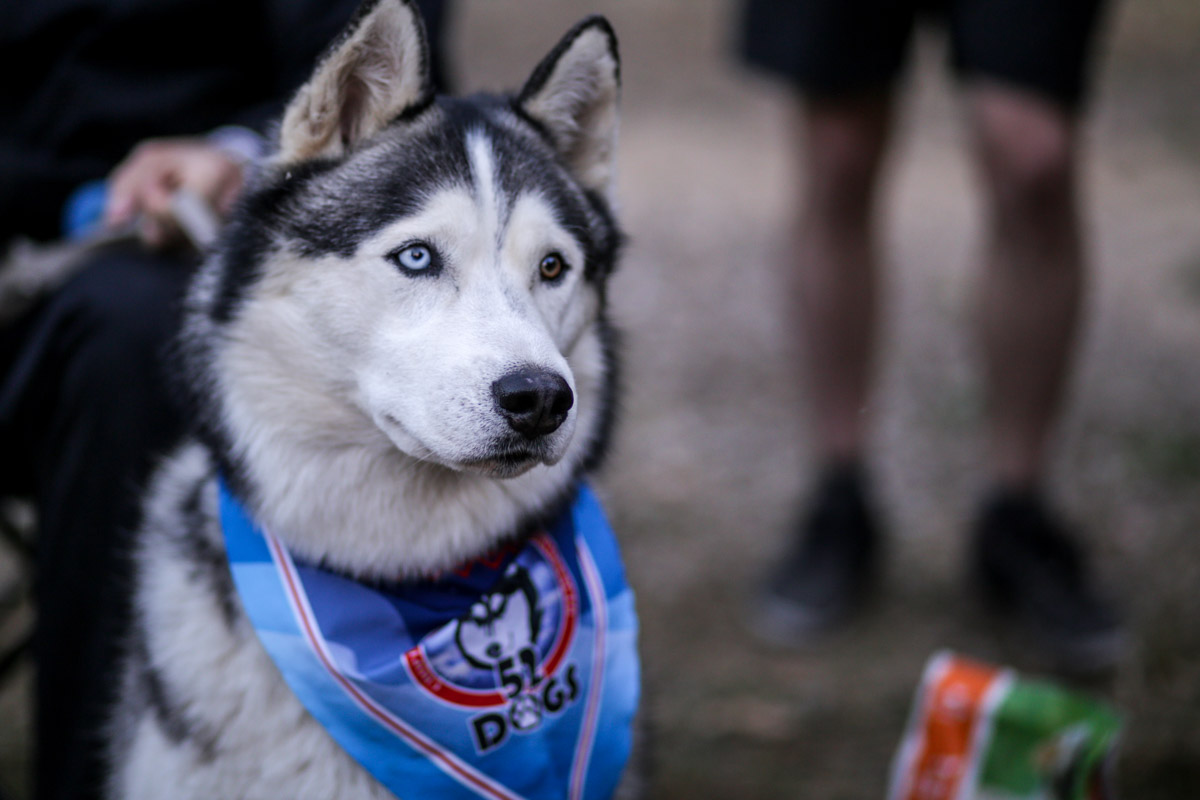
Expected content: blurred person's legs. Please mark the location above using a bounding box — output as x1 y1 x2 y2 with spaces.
741 0 916 638
742 0 1122 661
758 95 893 637
955 0 1122 665
0 244 189 800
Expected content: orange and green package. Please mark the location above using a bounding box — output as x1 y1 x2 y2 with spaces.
887 652 1121 800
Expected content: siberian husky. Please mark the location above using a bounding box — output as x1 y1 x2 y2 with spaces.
107 1 637 797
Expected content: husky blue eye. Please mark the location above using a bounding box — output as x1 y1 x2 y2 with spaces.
388 243 439 275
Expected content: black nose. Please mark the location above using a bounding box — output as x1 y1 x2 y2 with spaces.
492 368 574 439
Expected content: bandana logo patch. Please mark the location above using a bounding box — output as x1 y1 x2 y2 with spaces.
404 534 582 752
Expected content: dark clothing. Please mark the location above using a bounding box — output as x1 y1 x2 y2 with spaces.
0 0 365 245
1 245 192 800
740 0 1108 110
0 2 449 798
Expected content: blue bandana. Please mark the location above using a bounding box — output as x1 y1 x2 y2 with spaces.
219 481 640 800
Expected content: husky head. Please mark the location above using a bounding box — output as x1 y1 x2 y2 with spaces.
180 0 623 576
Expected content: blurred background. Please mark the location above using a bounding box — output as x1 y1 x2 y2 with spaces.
2 0 1199 797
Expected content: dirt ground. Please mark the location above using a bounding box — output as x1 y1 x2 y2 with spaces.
3 1 1200 797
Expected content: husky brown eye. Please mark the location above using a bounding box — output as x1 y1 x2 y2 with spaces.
539 253 567 282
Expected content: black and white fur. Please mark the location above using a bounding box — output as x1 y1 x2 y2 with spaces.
107 2 628 796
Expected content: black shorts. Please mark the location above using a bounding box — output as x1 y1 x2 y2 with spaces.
740 0 1108 110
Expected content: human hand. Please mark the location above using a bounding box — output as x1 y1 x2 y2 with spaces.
104 138 245 249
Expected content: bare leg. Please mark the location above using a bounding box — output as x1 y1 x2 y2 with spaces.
754 94 895 643
791 93 894 464
968 84 1083 489
966 85 1122 670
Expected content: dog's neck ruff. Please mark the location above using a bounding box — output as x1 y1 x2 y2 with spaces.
219 479 639 800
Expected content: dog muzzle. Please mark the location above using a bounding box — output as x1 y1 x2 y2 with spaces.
219 481 639 800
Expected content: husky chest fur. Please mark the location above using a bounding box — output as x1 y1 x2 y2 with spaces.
109 2 637 798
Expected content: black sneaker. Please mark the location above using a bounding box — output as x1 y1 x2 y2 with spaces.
971 490 1126 673
753 466 879 645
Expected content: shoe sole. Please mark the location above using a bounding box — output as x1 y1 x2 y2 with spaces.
971 568 1129 675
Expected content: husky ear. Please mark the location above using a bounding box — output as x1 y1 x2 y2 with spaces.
279 0 432 162
517 16 621 195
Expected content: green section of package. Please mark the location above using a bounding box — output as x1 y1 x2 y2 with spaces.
978 678 1121 799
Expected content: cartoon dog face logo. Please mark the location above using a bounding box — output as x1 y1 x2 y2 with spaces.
455 563 543 672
